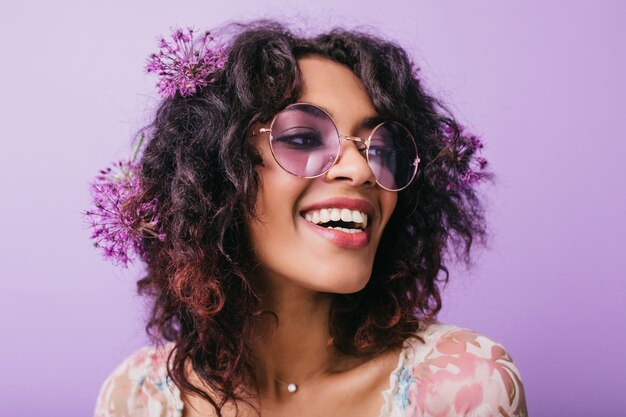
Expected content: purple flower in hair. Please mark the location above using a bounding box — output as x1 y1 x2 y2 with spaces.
476 156 488 169
466 134 483 151
460 169 486 188
439 122 491 192
146 27 228 98
83 134 165 267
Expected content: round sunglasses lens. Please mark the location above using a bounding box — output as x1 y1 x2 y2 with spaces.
368 122 418 190
269 104 339 177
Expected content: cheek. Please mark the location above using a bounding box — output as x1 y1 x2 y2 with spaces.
248 164 308 262
253 169 303 223
380 190 398 228
251 138 307 220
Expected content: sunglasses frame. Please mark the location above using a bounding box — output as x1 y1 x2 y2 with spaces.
251 102 420 192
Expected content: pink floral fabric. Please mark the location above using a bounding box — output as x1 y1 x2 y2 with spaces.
401 327 527 417
94 343 183 417
94 323 527 417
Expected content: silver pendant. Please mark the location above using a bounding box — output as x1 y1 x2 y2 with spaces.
287 383 298 393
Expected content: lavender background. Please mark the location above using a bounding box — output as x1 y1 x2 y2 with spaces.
1 1 624 416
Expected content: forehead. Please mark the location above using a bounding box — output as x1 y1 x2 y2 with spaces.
297 56 379 129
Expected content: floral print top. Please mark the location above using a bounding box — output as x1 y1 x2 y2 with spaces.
94 322 527 417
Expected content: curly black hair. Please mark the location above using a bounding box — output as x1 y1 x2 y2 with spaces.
125 19 493 417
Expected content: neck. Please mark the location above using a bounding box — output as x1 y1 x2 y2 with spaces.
249 273 344 401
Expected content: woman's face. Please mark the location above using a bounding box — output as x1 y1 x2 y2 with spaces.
247 55 397 294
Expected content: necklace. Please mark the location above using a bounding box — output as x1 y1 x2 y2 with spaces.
273 363 330 394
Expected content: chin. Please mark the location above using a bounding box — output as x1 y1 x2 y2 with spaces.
301 268 372 294
333 281 369 294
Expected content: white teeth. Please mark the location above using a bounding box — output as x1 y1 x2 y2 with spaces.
340 208 351 222
331 227 360 234
302 207 369 230
320 209 330 223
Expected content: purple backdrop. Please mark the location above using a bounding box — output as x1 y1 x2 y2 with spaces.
1 1 624 416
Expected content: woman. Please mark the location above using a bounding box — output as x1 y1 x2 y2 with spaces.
90 19 527 417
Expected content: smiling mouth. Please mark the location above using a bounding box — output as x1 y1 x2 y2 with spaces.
301 208 368 233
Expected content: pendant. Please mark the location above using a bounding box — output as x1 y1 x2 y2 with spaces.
287 383 298 393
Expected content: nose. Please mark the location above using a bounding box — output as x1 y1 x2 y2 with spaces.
323 136 376 188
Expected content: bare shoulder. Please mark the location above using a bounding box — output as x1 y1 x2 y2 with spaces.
403 325 528 417
94 343 182 417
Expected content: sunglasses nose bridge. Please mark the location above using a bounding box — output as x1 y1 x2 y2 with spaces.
338 135 369 152
334 135 370 169
335 135 371 169
335 134 373 171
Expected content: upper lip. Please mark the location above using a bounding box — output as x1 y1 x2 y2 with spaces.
299 197 376 220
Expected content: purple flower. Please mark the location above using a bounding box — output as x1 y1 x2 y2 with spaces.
83 134 165 267
439 122 491 193
460 169 486 188
466 134 483 151
146 27 228 98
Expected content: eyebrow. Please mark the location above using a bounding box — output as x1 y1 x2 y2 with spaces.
296 103 385 130
359 115 386 130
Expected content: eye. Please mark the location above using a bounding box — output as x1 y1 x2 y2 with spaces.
368 141 395 160
369 146 392 159
273 130 324 150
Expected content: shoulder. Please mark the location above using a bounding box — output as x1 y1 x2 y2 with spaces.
399 323 528 417
94 342 183 417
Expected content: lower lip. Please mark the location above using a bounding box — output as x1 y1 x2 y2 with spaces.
300 216 371 249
